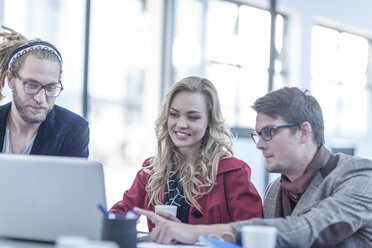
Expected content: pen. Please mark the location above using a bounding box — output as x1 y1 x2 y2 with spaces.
98 204 115 219
125 210 138 219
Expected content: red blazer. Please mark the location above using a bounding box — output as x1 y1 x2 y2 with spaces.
110 156 263 231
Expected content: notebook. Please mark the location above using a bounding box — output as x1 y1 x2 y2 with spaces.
0 154 107 242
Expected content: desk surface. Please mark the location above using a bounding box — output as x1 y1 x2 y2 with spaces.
0 238 207 248
138 242 207 247
0 238 54 247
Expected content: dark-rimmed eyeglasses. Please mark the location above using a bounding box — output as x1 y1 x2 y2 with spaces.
251 123 296 144
13 71 64 97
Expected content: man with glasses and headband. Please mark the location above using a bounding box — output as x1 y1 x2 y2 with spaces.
0 26 89 157
134 87 372 247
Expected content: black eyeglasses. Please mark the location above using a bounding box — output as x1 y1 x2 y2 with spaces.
13 72 64 97
251 123 296 144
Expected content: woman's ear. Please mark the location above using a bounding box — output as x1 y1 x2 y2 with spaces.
299 121 313 144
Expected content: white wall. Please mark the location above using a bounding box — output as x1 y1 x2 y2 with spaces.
0 0 3 24
277 0 372 88
279 0 372 32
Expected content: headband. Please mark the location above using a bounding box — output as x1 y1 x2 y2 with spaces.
8 40 63 69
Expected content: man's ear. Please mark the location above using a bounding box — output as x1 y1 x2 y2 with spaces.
1 71 7 89
299 121 313 144
5 70 15 89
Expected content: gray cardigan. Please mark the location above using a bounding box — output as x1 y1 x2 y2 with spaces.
232 153 372 248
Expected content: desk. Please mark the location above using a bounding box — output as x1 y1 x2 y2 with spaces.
0 238 207 248
0 238 54 247
138 242 207 247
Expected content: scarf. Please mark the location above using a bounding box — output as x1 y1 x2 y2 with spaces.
163 163 190 223
275 145 333 218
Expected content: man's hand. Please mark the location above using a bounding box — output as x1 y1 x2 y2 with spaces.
133 207 200 244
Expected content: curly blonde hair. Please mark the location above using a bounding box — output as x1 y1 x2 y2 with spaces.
145 76 234 212
0 25 62 100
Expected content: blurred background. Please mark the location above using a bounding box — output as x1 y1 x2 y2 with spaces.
0 0 371 230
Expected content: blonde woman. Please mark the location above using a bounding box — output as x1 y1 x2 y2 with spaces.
111 76 262 230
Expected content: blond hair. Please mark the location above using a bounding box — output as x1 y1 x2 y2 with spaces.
145 76 234 212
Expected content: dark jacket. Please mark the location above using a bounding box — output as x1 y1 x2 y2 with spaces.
0 102 89 158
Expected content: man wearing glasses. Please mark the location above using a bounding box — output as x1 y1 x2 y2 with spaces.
134 87 372 247
0 27 89 157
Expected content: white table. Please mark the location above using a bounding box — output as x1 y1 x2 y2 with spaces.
0 238 54 247
0 238 207 248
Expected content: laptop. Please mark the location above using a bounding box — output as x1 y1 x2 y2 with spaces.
0 154 107 242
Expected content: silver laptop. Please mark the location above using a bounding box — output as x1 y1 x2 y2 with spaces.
0 154 107 242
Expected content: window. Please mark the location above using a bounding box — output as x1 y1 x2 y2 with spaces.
3 0 86 113
311 25 371 137
172 0 286 129
88 0 163 209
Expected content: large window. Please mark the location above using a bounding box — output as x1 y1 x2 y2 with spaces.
311 25 371 137
2 0 86 113
88 0 163 208
172 0 287 129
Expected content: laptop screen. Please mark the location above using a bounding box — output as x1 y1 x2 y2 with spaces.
0 154 107 242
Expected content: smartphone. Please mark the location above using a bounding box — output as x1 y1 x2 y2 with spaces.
199 235 242 248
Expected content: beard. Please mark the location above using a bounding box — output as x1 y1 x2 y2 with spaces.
12 87 53 124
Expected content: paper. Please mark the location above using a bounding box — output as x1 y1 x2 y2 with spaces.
137 241 208 248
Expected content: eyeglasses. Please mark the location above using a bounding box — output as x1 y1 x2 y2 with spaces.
251 123 296 144
13 72 64 97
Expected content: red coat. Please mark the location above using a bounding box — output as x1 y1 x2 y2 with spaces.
110 156 263 231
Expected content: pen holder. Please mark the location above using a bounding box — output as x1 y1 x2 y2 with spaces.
101 215 137 248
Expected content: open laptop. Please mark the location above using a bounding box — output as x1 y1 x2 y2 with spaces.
0 154 107 243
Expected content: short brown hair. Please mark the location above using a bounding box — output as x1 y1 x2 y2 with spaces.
252 87 324 147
